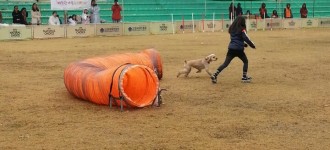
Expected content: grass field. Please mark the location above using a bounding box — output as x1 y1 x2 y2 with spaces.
0 28 330 149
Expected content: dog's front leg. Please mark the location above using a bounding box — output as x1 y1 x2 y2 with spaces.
205 67 212 77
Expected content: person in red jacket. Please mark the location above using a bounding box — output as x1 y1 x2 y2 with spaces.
300 3 308 18
111 0 122 23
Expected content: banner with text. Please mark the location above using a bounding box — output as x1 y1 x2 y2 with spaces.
51 0 90 10
318 18 330 27
283 19 302 29
199 21 222 32
176 21 199 33
246 19 257 31
66 25 95 38
33 25 65 39
256 19 266 30
96 24 123 36
0 26 32 40
301 19 319 28
222 20 231 31
265 18 283 29
123 23 150 36
149 22 174 34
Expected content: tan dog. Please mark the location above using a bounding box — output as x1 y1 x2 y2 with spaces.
177 54 218 77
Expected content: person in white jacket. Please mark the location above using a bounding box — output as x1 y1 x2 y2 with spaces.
31 3 41 25
68 14 77 26
48 11 60 25
89 0 100 24
81 8 90 24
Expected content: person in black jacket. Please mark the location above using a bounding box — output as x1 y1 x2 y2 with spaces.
228 2 236 19
236 3 243 17
20 7 29 25
12 5 21 24
211 16 256 83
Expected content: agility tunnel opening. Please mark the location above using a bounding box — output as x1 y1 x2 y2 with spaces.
64 49 163 109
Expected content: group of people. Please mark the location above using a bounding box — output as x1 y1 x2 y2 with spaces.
5 0 121 25
229 2 309 19
10 3 41 25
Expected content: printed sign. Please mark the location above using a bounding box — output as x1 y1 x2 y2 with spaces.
301 19 319 28
51 0 90 10
96 24 123 36
33 25 65 39
283 19 302 29
0 26 32 40
256 18 266 30
318 18 330 27
123 23 150 36
265 18 282 29
149 22 174 34
66 24 95 37
222 20 231 31
246 19 257 31
176 21 199 33
199 21 222 32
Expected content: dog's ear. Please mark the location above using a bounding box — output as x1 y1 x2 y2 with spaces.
205 56 210 61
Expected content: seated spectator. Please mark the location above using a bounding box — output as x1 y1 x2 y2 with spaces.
245 10 251 16
49 11 60 25
20 8 30 25
31 3 41 25
12 5 21 24
259 3 269 19
300 3 308 18
81 8 90 24
271 10 279 18
68 14 77 26
0 11 3 23
284 3 293 18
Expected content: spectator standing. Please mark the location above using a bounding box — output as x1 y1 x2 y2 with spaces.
81 8 90 24
0 11 3 23
228 2 236 19
300 3 308 18
12 5 21 24
259 3 269 19
284 3 293 18
236 3 243 17
48 11 60 25
20 8 29 25
271 10 279 18
90 0 100 23
111 0 122 23
31 3 41 25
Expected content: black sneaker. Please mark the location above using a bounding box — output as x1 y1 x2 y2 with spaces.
241 76 252 83
211 75 217 84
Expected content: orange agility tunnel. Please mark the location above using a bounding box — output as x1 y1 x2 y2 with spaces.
63 49 163 108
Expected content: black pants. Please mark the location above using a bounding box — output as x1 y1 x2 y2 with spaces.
215 49 248 75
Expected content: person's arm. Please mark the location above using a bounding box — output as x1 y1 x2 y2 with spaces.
242 30 255 49
290 9 293 18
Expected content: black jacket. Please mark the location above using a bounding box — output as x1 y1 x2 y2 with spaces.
12 11 21 23
228 29 255 51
